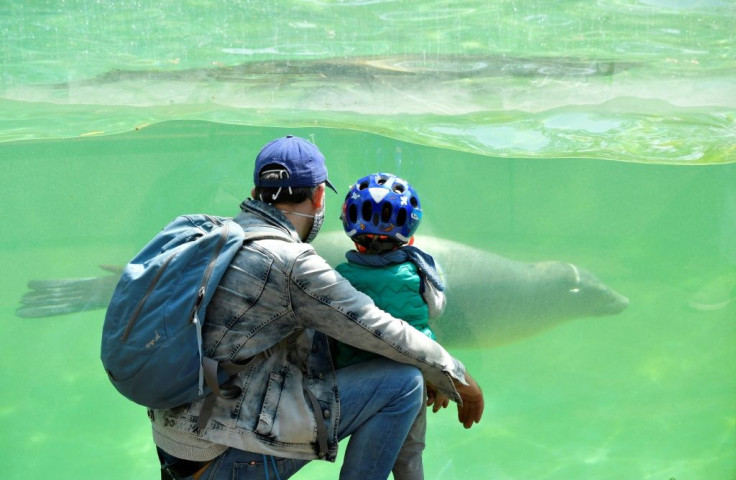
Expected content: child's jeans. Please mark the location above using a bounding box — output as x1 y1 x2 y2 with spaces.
391 383 427 480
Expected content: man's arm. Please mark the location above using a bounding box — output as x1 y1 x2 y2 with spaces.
290 248 482 411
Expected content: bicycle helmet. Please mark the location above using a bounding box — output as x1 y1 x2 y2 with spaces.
341 172 422 245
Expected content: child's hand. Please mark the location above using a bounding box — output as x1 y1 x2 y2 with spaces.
426 383 450 413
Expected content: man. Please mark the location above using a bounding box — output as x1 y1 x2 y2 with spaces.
152 135 484 479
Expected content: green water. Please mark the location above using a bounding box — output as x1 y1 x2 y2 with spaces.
2 122 735 479
1 1 735 479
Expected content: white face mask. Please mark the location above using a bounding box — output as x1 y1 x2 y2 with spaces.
280 197 325 243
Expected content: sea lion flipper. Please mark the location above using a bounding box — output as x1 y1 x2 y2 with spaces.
16 272 120 318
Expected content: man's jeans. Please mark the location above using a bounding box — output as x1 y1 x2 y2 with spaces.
160 357 425 480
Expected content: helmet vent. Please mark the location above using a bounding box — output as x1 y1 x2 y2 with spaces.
361 201 373 222
410 197 418 208
381 203 392 222
396 208 407 227
348 204 358 223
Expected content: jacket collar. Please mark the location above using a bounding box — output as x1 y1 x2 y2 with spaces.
237 199 301 242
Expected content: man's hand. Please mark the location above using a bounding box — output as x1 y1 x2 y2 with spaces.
454 371 484 429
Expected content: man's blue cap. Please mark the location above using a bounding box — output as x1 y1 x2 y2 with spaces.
254 135 338 194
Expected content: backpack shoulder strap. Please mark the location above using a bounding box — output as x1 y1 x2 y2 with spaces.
195 219 294 431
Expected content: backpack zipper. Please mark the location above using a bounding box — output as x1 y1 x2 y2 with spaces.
121 253 176 342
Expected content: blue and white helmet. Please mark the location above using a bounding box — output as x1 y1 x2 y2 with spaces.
341 172 422 244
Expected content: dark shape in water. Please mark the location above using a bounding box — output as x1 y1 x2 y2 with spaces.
56 55 637 87
27 54 643 119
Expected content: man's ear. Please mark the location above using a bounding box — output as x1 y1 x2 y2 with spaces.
312 184 326 209
251 188 257 200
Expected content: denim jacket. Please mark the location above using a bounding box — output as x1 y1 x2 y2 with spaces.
150 200 467 462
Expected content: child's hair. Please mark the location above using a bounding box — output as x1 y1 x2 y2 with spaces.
341 172 422 252
253 164 317 204
352 234 405 254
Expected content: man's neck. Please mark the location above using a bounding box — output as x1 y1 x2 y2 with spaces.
275 200 313 241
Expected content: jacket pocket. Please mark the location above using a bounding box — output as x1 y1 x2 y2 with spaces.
254 372 284 436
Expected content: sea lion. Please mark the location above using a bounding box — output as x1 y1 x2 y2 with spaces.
16 233 628 349
315 233 629 349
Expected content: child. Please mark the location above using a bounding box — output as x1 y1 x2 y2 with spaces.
336 172 449 480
